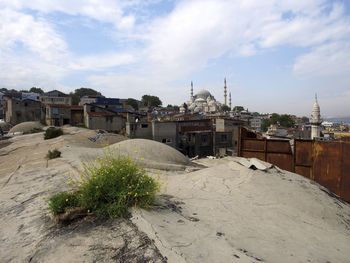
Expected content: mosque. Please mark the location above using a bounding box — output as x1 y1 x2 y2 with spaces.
180 79 232 114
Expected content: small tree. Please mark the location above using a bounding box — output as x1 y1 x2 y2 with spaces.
126 98 139 110
141 95 162 107
221 105 231 112
71 88 102 105
30 87 44 94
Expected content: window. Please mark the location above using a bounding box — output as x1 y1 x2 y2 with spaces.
221 134 228 142
141 123 148 128
201 134 208 144
161 138 172 144
52 108 59 114
24 102 28 107
91 106 95 112
105 116 113 122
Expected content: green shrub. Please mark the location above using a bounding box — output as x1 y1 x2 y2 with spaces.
48 192 80 215
47 155 159 219
46 149 61 159
79 156 159 218
44 127 63 140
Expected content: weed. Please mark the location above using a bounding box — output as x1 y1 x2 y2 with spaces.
48 155 159 219
46 149 61 159
48 192 80 215
44 127 63 140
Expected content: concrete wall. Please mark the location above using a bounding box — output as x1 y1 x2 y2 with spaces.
5 99 41 125
152 121 177 148
126 122 152 139
87 115 125 132
40 96 71 105
45 106 71 126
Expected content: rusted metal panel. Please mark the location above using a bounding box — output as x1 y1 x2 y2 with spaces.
340 143 350 202
267 153 293 172
241 151 265 161
266 140 292 154
313 142 342 196
295 140 313 166
242 139 265 152
295 166 312 179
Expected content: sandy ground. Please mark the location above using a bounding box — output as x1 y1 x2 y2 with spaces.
1 126 350 262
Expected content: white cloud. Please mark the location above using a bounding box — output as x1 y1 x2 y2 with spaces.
0 0 350 113
0 0 135 30
0 8 68 61
294 42 350 76
69 52 136 71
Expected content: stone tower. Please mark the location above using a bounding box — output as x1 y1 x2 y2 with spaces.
224 78 227 106
311 94 321 139
190 81 194 101
229 92 232 110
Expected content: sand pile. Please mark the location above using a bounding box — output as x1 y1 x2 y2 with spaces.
8 121 43 134
107 139 189 170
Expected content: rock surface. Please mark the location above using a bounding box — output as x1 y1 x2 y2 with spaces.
0 127 165 263
1 126 350 262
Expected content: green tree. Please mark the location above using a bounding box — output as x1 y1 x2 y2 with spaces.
261 119 270 132
29 87 44 94
233 106 244 112
71 87 102 105
221 105 231 112
126 98 139 110
262 113 295 131
141 95 162 107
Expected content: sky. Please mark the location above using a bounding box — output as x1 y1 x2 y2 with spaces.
0 0 350 117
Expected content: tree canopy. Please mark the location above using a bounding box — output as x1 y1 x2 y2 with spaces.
126 98 139 110
29 87 44 94
233 106 244 112
221 105 231 112
141 95 162 107
70 87 102 105
261 113 295 132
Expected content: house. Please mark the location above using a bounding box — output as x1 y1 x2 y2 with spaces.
3 96 41 125
126 115 244 157
40 90 72 105
45 104 83 126
79 95 104 106
21 92 40 101
0 92 4 119
84 104 125 132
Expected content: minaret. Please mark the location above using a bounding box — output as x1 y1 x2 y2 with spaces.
311 93 321 139
190 81 194 100
224 78 227 106
229 92 232 110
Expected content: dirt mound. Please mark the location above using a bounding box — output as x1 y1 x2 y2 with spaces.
107 139 189 169
8 121 43 134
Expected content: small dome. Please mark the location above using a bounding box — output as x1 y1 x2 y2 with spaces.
195 98 206 103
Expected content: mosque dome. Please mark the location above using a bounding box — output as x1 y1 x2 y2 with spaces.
195 89 211 99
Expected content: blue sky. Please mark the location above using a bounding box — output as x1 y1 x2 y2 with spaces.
1 0 350 117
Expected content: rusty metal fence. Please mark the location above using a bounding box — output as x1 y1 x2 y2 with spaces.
238 128 350 203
